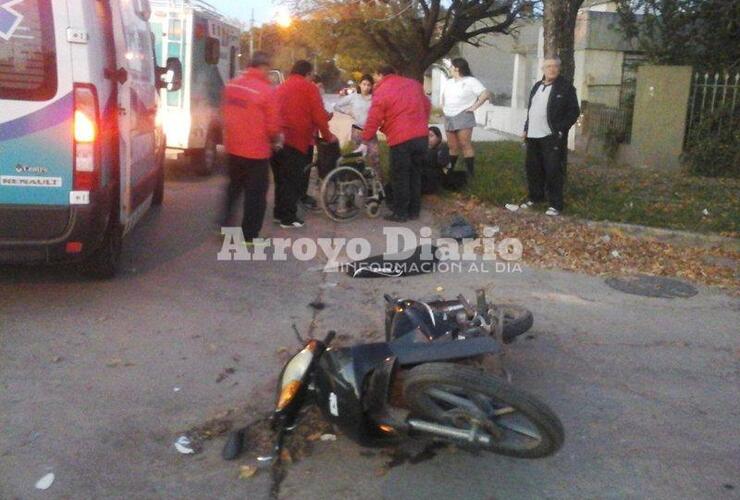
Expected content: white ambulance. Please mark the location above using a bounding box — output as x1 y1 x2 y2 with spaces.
149 0 240 175
0 0 182 277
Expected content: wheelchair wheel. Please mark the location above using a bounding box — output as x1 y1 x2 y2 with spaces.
320 166 367 222
365 201 381 218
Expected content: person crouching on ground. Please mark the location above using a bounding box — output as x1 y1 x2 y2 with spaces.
522 56 580 217
220 51 281 244
273 60 337 228
441 58 491 177
333 74 381 178
362 65 431 223
421 126 449 194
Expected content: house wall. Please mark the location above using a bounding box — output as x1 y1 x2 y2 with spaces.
577 49 625 107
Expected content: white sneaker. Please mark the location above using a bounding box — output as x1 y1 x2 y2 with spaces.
545 207 560 216
520 201 535 209
280 220 305 228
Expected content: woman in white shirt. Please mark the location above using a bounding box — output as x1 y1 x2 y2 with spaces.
333 74 380 176
441 58 491 176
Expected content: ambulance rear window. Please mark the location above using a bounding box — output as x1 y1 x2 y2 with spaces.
0 0 57 101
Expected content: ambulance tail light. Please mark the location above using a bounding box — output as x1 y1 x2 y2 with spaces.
73 84 100 191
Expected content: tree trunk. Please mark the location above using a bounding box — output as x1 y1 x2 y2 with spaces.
543 0 584 82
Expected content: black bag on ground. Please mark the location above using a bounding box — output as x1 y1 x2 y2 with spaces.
345 244 439 278
440 215 477 241
442 170 468 191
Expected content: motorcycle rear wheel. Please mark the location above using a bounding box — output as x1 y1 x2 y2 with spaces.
402 362 563 458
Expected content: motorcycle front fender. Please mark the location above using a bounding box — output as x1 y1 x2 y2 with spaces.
313 343 397 445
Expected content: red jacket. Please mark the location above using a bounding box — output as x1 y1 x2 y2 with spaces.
222 68 280 160
276 75 332 154
362 74 431 146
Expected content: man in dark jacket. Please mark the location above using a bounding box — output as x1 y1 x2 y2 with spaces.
363 65 431 222
522 57 580 216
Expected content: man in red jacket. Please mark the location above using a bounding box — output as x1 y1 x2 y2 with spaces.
273 60 337 228
363 65 431 222
221 52 282 242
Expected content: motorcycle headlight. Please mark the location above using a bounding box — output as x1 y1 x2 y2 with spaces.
276 341 318 411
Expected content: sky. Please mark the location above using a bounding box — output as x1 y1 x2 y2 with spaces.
207 0 278 26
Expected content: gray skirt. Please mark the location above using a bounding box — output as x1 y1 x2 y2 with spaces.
444 110 476 131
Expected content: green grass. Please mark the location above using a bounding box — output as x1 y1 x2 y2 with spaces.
465 142 740 235
381 141 739 235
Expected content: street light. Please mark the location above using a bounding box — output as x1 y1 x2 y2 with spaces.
276 7 292 28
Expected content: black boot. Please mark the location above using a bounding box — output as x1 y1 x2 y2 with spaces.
449 155 458 171
464 157 475 177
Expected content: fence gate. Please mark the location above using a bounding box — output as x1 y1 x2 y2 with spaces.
685 72 740 145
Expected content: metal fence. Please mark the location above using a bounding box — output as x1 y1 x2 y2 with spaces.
685 72 740 141
581 101 633 143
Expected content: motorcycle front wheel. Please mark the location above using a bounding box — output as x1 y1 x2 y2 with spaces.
402 363 564 458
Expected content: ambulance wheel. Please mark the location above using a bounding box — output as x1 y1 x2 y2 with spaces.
194 131 218 176
83 218 123 279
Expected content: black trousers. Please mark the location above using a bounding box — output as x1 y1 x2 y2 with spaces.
525 135 565 211
390 137 427 218
300 145 314 199
223 154 269 240
271 146 310 223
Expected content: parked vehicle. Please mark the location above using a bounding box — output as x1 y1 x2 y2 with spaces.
223 290 563 472
149 0 240 175
0 0 181 278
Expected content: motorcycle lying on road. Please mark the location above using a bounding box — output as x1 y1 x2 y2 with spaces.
223 289 563 468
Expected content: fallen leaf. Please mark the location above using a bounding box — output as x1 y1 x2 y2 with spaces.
238 465 257 479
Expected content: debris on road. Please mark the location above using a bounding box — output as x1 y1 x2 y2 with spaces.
306 432 323 441
173 387 181 392
238 465 257 479
504 203 520 212
440 214 477 240
35 472 54 490
51 356 63 363
308 301 326 311
215 367 236 383
174 435 197 455
320 434 337 441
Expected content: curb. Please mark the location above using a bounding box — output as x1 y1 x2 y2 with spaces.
583 219 740 253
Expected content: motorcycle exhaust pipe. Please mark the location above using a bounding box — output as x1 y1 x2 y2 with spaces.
407 419 491 446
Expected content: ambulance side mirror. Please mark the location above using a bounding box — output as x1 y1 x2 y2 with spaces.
157 57 182 92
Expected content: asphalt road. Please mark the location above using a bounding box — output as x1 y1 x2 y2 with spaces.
1 155 738 499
